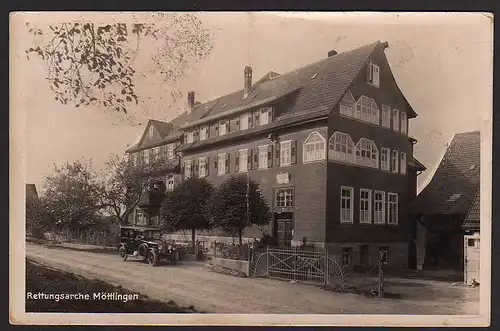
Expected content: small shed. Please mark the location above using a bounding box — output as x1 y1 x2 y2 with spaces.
463 190 480 285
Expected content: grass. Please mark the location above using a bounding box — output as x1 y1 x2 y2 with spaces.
25 259 198 313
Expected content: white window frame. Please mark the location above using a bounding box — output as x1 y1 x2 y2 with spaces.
400 152 407 175
340 186 354 224
217 153 226 175
392 109 400 132
303 131 326 163
260 108 270 125
400 111 407 134
381 147 390 171
355 138 379 169
166 176 175 192
280 140 292 166
239 113 249 130
258 145 268 169
339 90 355 117
387 193 398 225
373 191 386 224
199 157 207 178
355 96 380 125
275 188 294 207
238 149 248 173
341 247 352 266
151 147 159 162
132 153 138 166
184 160 193 179
186 131 194 144
144 149 150 164
167 144 175 159
359 189 372 224
370 62 380 87
382 105 391 128
199 126 208 141
391 150 399 174
219 121 228 136
149 126 154 138
329 132 355 164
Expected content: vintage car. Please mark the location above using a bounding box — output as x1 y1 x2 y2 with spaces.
118 226 179 266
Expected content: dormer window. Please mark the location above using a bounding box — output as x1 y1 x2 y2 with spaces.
200 126 208 141
239 113 249 130
186 130 194 144
149 126 154 138
366 61 380 87
219 121 228 136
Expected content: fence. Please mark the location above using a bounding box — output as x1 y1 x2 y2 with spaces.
213 241 251 261
250 246 347 288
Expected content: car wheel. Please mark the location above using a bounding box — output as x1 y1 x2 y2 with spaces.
138 244 148 262
118 246 128 261
147 249 158 266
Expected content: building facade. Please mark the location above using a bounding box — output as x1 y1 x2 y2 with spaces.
126 41 425 269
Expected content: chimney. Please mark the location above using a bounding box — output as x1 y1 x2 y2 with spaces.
327 50 338 57
381 41 389 50
244 66 252 98
187 91 195 114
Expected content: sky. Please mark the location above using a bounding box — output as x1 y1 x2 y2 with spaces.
12 12 492 192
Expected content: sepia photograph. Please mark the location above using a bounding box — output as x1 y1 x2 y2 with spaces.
10 11 493 326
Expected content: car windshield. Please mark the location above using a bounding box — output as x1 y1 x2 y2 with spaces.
144 230 162 240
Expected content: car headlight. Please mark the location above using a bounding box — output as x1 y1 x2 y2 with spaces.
168 245 173 251
158 244 163 251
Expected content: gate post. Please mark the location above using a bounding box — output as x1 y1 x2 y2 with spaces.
324 247 329 287
266 245 269 276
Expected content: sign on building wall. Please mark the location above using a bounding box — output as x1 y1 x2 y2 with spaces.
276 172 290 184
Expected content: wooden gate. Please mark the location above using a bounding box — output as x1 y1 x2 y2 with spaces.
464 234 480 284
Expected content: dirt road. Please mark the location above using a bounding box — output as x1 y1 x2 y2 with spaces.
26 243 479 314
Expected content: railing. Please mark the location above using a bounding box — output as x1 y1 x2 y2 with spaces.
213 241 251 261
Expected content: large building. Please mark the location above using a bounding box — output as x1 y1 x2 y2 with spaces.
126 41 425 269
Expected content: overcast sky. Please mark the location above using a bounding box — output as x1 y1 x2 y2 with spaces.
12 12 492 192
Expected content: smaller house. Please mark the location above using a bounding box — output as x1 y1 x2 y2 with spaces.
26 184 38 202
410 131 480 271
463 190 480 284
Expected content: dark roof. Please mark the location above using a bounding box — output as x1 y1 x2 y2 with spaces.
463 190 480 230
26 184 38 200
409 157 426 171
126 119 182 153
179 41 405 131
411 131 480 215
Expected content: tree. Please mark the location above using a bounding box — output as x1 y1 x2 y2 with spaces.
208 175 271 245
26 195 52 239
99 154 164 225
25 13 213 113
161 177 214 248
42 160 103 232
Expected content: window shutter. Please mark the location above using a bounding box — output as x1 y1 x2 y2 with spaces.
194 159 199 177
268 107 274 122
275 142 281 166
248 114 253 128
247 149 253 170
267 145 273 168
226 122 230 134
366 61 373 82
225 153 229 174
253 148 259 169
235 152 239 172
214 156 218 171
291 140 297 164
206 156 210 176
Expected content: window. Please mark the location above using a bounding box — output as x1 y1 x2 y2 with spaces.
132 153 138 166
367 61 380 87
382 105 391 128
329 132 355 164
387 193 398 225
340 186 354 224
392 109 400 131
360 189 372 224
258 146 268 169
144 149 150 164
184 160 193 179
342 247 352 266
239 113 249 130
186 131 194 144
199 126 208 141
400 111 407 134
275 188 294 207
166 176 175 192
280 141 292 166
391 150 399 173
151 147 159 162
238 149 248 172
355 96 379 125
303 131 326 162
379 246 389 263
374 191 386 224
167 144 174 159
149 126 154 138
447 193 462 202
199 157 207 178
400 152 407 175
136 211 148 226
381 148 390 171
355 138 379 168
219 121 228 136
217 153 226 175
339 90 355 117
260 108 270 125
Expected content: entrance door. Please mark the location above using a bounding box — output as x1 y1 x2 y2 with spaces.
276 219 294 247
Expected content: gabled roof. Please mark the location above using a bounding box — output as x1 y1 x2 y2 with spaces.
409 157 426 171
126 119 180 153
411 131 480 216
463 190 480 230
179 41 387 130
26 184 38 200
